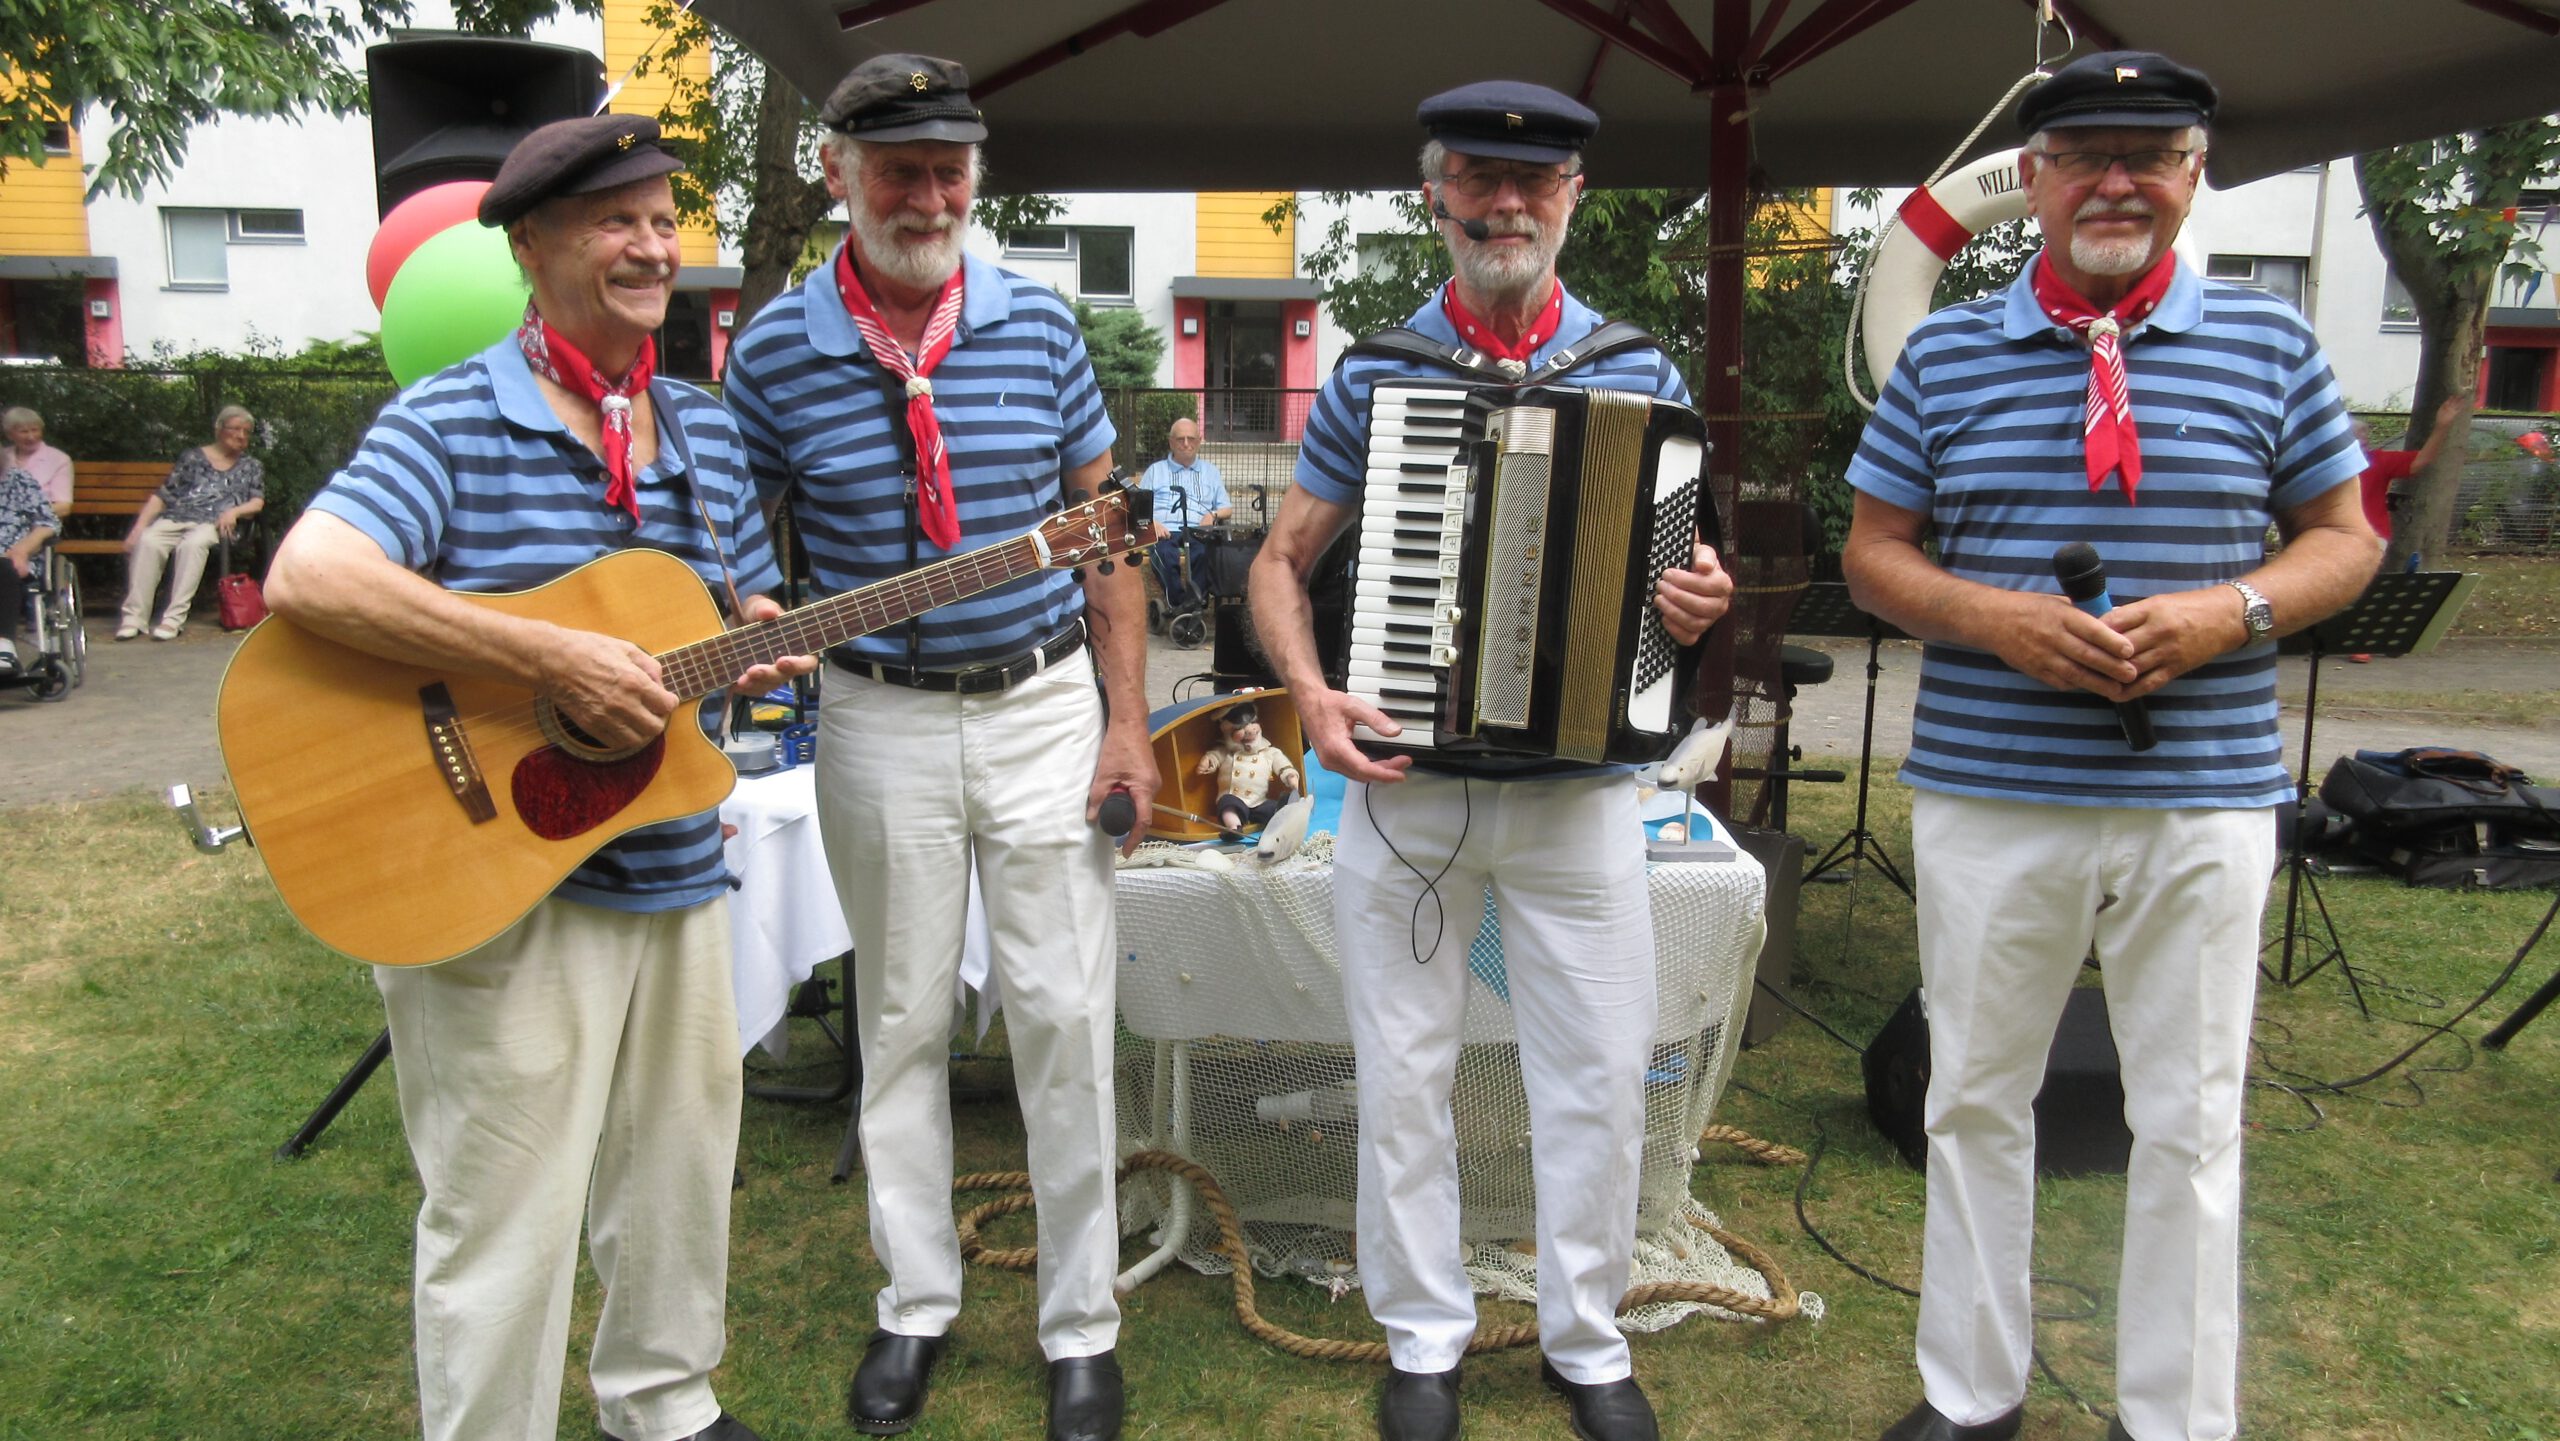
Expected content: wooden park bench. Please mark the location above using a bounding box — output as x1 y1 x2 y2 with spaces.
50 459 258 576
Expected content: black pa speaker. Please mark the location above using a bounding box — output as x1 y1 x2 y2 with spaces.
366 36 605 216
1862 986 2133 1178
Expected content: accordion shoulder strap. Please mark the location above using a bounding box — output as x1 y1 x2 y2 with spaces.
1341 319 1667 386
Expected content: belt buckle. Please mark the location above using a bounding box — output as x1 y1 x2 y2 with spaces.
955 662 1009 695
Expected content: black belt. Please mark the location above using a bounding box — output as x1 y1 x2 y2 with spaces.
829 617 1086 695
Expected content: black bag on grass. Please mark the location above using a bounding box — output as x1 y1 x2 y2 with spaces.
2317 748 2560 890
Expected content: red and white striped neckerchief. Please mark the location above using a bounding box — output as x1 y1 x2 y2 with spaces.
517 303 654 522
2030 251 2176 504
835 246 967 550
1441 279 1562 374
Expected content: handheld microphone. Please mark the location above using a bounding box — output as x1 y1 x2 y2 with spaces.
1431 199 1491 242
1096 788 1137 839
2050 542 2158 753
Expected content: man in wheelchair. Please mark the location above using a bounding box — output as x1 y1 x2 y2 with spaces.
1140 417 1230 620
1 462 81 699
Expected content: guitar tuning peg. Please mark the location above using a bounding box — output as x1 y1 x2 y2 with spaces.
1096 558 1116 576
1068 489 1091 505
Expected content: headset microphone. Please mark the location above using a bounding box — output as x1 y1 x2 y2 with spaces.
1431 199 1491 242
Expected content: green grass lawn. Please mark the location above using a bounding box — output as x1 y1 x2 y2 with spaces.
2445 553 2560 638
3 784 2556 1439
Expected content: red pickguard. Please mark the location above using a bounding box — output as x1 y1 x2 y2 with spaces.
511 738 666 841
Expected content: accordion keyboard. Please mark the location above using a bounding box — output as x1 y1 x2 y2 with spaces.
1346 382 1476 749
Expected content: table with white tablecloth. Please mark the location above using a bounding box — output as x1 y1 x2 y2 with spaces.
1108 827 1767 1295
719 766 992 1060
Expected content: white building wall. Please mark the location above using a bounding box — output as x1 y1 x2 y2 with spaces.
79 5 617 360
964 192 1196 385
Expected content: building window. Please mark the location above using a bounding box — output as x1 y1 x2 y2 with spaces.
1004 226 1073 256
164 210 230 289
2381 273 2418 331
2206 254 2306 312
1077 228 1134 303
230 209 305 243
999 226 1136 305
40 123 70 155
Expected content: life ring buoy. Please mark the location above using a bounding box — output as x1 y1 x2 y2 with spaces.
1859 148 2032 393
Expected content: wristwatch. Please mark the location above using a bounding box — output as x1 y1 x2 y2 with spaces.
2227 580 2274 639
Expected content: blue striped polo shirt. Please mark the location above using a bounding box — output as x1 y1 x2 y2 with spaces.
306 338 784 913
1295 285 1689 506
1297 285 1691 780
1847 258 2364 809
723 249 1117 667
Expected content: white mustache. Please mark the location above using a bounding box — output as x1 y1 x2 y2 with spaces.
2075 195 2154 221
895 214 957 236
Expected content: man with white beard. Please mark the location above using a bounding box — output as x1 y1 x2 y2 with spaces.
1247 82 1732 1441
721 52 1151 1441
1842 51 2376 1441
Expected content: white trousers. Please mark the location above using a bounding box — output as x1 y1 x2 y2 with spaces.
375 895 740 1441
1910 793 2273 1441
120 516 217 631
1336 771 1655 1382
815 650 1121 1359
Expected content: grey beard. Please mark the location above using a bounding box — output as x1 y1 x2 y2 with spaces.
2070 233 2156 277
853 209 967 291
1444 221 1565 304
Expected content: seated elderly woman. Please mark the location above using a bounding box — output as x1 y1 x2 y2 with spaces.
118 405 263 641
0 462 59 673
5 406 74 514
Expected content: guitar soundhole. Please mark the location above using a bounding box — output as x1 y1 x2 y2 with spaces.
534 698 653 763
512 735 666 842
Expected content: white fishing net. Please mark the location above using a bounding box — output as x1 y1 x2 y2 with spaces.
1112 833 1811 1331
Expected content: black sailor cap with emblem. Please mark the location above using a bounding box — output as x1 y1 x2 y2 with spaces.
822 53 989 143
477 114 686 228
1416 80 1598 164
2017 49 2220 135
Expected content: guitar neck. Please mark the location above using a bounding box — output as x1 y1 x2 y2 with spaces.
653 534 1046 699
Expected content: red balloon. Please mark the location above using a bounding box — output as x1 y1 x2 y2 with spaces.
365 181 494 311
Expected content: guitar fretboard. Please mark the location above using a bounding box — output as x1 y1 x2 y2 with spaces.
655 535 1044 698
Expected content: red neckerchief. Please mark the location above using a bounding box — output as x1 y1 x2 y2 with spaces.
836 245 967 551
1440 279 1562 367
2030 251 2177 503
517 303 655 522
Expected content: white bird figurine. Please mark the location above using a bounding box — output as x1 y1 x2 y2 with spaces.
1253 794 1315 864
1645 717 1734 793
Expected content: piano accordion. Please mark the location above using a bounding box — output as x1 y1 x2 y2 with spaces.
1322 381 1714 765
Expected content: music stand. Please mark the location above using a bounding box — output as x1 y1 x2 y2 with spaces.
2264 570 2479 1012
1789 582 1914 898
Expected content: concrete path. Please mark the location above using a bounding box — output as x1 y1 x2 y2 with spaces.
4 618 2554 811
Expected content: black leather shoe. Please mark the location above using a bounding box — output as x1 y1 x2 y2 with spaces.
1538 1360 1657 1441
1047 1351 1125 1441
602 1411 762 1441
848 1330 949 1435
1377 1365 1461 1441
1875 1399 2024 1441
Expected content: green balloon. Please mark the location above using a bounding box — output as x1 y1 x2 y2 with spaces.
380 222 529 386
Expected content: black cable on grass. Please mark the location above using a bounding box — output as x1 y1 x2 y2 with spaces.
2254 885 2556 1099
1751 976 1868 1055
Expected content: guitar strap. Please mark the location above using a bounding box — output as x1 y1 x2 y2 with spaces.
648 378 749 625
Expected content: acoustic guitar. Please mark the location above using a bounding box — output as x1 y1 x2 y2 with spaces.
217 486 1147 968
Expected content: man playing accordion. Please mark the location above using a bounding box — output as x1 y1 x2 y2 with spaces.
1247 79 1732 1441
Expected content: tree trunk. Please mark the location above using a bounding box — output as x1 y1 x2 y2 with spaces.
2356 153 2491 571
2392 291 2487 569
733 67 836 328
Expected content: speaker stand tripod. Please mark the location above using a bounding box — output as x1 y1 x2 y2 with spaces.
2262 570 2476 1016
1791 583 1912 897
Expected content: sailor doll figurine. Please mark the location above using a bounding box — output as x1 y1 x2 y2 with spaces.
1193 702 1302 840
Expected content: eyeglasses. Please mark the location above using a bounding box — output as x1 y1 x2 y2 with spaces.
2041 149 2198 182
1441 167 1575 200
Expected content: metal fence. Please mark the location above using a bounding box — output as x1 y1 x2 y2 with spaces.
1102 388 1318 531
